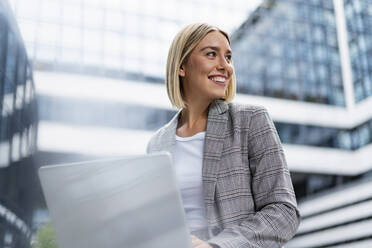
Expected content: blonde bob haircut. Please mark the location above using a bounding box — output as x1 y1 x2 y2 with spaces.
166 23 236 109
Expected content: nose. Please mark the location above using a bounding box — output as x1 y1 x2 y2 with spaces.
217 55 232 74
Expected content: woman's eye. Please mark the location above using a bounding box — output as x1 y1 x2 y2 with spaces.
206 51 216 57
225 55 232 61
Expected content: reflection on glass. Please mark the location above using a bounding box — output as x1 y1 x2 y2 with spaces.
231 0 344 105
344 0 372 103
0 2 38 247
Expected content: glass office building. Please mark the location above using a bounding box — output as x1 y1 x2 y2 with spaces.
231 0 372 157
0 0 38 247
6 0 263 159
228 0 372 247
9 0 260 82
344 0 372 103
232 0 344 106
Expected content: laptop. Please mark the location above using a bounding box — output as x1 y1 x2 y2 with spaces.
38 152 192 248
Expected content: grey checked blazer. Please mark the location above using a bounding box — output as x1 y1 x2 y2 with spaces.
147 99 300 248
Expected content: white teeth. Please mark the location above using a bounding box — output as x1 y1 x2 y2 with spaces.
210 76 226 82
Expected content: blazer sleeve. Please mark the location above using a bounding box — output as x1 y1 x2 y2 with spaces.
208 107 300 248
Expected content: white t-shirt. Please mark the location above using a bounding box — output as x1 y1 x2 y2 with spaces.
171 131 208 233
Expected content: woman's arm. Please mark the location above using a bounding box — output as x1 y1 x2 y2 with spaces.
207 107 300 248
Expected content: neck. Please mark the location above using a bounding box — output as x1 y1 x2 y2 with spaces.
177 99 211 136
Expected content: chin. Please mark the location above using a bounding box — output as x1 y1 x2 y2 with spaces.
210 92 226 100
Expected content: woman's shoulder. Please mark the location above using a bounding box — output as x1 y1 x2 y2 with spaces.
227 102 269 116
146 125 169 154
225 102 275 130
146 111 180 153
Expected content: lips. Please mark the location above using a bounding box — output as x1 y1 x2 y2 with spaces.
209 75 228 86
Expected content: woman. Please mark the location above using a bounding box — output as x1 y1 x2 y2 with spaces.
147 23 300 248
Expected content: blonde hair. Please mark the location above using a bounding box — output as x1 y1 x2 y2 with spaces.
166 23 236 109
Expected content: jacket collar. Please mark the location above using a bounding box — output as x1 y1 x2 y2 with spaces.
159 99 228 152
208 99 228 117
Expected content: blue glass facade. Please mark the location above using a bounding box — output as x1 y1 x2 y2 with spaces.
0 1 38 247
228 0 372 199
344 0 372 103
231 0 345 106
0 3 37 169
275 119 372 150
228 0 372 151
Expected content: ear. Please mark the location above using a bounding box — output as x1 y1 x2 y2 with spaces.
179 65 185 77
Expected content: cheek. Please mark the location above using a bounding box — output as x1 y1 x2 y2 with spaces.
228 64 234 75
188 61 205 76
197 63 211 75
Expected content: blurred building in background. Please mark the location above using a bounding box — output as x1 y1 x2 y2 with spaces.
10 0 260 80
7 0 261 159
231 0 372 246
2 0 372 247
232 0 372 191
0 0 38 247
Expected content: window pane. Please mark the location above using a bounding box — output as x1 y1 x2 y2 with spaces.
41 0 61 22
61 48 81 64
83 51 101 66
62 26 81 49
18 20 37 44
62 2 81 26
39 23 60 46
36 45 57 62
337 131 352 149
84 30 102 52
17 0 40 19
105 11 123 31
103 32 121 54
84 7 104 28
5 32 17 94
0 17 7 69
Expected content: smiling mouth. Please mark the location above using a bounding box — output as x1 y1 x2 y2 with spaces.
209 76 227 86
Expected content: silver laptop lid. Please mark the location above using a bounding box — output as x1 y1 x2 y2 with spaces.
38 152 191 248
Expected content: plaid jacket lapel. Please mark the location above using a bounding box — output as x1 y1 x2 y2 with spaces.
203 100 228 215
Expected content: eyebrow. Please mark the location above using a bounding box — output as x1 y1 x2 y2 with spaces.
200 46 232 54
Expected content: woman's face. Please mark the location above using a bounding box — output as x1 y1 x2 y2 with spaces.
179 31 234 104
